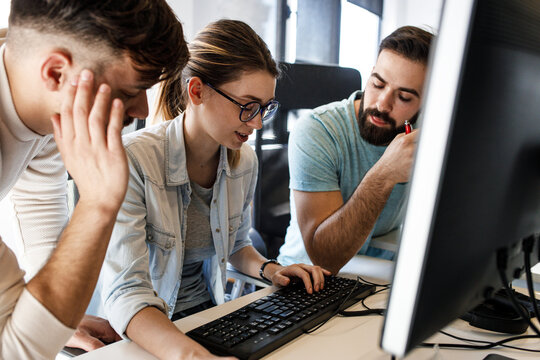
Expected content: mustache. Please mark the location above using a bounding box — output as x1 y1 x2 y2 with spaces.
363 108 397 127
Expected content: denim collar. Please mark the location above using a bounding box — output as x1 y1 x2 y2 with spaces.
164 113 231 186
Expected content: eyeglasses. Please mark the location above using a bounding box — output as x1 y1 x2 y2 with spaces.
205 82 280 122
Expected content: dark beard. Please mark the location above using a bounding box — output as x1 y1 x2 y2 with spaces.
357 97 418 146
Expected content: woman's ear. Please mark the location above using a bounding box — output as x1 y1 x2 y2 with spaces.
187 77 204 105
41 51 72 92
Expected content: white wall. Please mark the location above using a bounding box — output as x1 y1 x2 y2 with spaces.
0 1 9 28
142 0 279 124
381 0 443 37
166 0 277 54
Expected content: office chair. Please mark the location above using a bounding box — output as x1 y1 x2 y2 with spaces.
253 61 363 258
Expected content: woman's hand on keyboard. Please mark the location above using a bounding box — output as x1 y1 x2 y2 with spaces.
266 263 332 294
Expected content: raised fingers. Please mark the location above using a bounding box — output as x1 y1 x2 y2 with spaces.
87 83 112 149
58 75 79 142
107 98 125 153
72 69 95 142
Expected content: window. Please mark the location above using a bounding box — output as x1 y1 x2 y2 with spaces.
339 0 380 89
0 2 9 28
283 0 380 89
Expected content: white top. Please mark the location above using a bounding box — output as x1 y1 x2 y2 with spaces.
0 241 74 359
0 44 69 280
0 45 74 358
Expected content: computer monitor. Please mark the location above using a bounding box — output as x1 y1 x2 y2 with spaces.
381 0 540 356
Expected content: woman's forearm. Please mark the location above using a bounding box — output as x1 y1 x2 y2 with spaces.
126 306 214 360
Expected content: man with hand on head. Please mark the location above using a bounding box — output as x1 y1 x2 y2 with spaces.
0 0 188 357
278 26 434 274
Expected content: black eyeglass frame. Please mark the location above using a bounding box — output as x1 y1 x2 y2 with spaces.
204 82 280 123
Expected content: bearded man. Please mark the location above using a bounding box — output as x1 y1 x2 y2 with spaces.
278 26 434 274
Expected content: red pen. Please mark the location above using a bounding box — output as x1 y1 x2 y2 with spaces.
404 120 412 134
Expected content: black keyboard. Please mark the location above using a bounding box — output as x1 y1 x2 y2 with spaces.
186 276 375 360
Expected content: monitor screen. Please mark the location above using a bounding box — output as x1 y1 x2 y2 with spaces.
381 0 540 356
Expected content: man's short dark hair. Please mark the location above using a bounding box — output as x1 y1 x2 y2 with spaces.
378 26 434 64
9 0 189 84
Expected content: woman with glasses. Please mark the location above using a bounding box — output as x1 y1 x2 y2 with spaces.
95 20 330 360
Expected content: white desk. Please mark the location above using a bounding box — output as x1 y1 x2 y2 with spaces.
74 256 540 360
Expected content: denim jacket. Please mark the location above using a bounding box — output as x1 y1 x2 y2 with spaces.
98 114 257 336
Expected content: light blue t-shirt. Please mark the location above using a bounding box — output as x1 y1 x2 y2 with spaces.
278 91 406 266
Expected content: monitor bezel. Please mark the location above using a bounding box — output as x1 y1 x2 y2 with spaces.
380 0 477 356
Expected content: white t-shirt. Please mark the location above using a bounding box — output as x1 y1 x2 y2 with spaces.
0 44 74 359
0 45 68 280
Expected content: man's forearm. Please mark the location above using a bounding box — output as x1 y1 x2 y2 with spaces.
308 166 396 273
26 200 119 328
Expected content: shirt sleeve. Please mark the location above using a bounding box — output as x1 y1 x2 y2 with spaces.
231 147 258 255
288 112 342 192
0 239 74 360
8 137 69 280
99 153 168 338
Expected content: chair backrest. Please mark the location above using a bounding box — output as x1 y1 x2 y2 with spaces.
253 62 362 258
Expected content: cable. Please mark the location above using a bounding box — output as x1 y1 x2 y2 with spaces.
354 276 390 312
339 308 384 316
356 275 390 288
439 330 540 352
304 276 385 333
361 286 390 311
420 243 540 354
497 247 540 337
422 331 540 353
339 278 389 316
499 264 540 337
303 277 362 334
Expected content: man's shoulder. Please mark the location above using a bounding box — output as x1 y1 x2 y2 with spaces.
293 93 359 142
312 90 360 117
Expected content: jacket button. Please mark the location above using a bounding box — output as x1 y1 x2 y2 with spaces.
147 235 153 240
221 258 225 263
216 228 221 233
229 226 233 232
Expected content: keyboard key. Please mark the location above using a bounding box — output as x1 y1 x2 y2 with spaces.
279 310 295 318
255 301 274 311
263 305 279 313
